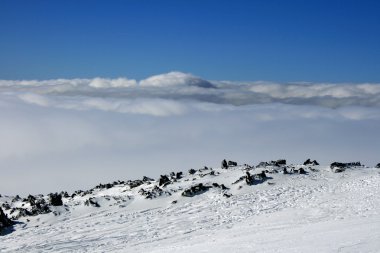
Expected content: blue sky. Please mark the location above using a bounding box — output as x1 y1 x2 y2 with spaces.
1 0 379 82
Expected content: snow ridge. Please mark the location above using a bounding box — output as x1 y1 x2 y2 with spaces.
1 159 380 252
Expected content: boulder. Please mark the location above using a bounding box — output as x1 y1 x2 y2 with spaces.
245 171 254 185
228 160 238 166
188 168 196 175
127 180 144 189
276 159 286 166
182 183 211 197
142 176 155 182
176 172 183 179
0 207 14 232
84 198 100 207
221 159 228 169
375 163 380 168
158 175 171 187
257 160 286 168
138 186 171 199
49 193 63 206
330 162 361 172
303 159 319 166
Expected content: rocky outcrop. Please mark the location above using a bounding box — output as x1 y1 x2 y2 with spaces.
221 159 228 169
212 183 229 190
139 186 171 199
84 198 100 207
127 180 144 189
49 193 63 206
228 161 237 166
234 171 267 185
303 159 319 166
257 159 286 168
143 176 155 182
182 183 211 197
375 163 380 168
330 162 362 173
0 207 14 232
158 175 171 187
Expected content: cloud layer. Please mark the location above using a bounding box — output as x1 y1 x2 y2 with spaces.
1 72 379 118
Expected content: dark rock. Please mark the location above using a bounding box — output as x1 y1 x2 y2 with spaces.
95 183 113 189
330 162 362 172
232 175 246 184
375 163 380 168
60 191 70 198
127 180 144 189
49 193 63 206
234 171 267 185
0 207 14 230
245 171 254 185
223 193 232 198
259 171 267 179
182 183 212 197
299 167 306 174
283 168 289 174
221 159 228 169
257 160 286 168
1 202 11 210
84 198 100 207
158 175 171 187
200 166 209 171
212 183 229 190
142 176 155 182
303 159 319 166
23 195 36 206
176 172 183 179
228 160 237 166
188 168 196 175
0 208 14 233
139 186 171 199
12 195 21 203
332 167 345 173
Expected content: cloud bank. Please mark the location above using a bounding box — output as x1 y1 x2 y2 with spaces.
1 71 379 118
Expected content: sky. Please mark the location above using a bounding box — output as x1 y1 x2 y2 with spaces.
0 0 380 82
0 1 380 195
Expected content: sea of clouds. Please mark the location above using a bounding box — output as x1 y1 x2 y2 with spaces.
1 72 379 194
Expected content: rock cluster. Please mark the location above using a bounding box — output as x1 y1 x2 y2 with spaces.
257 159 286 168
303 159 319 166
330 162 362 173
182 183 211 197
49 193 63 206
139 186 171 199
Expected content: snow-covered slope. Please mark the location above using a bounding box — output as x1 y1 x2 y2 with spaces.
1 161 380 252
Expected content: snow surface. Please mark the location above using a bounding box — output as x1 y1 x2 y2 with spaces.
1 164 380 252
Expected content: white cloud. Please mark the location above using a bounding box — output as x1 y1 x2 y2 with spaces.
81 98 187 116
89 77 137 88
2 72 380 111
18 93 51 107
